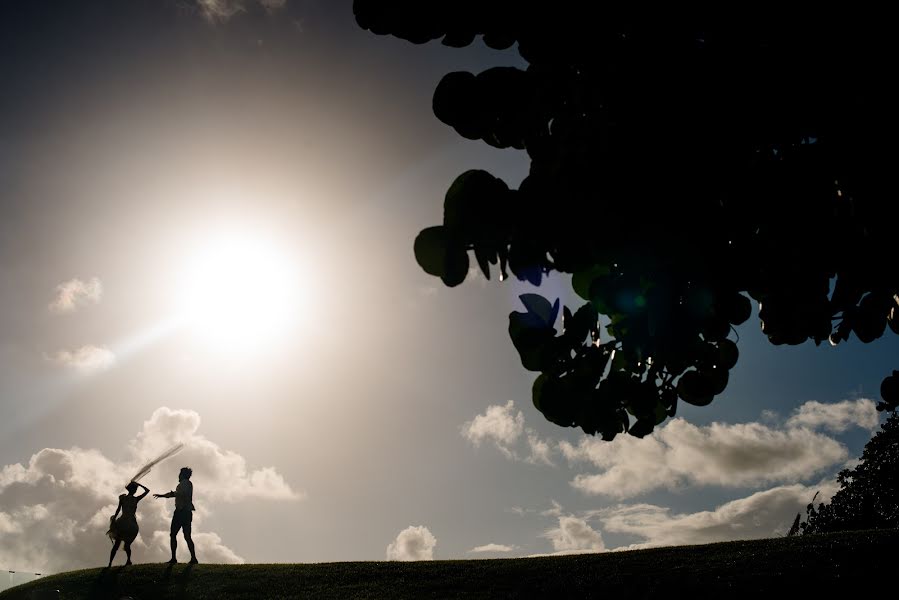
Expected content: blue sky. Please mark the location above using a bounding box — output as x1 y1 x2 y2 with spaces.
1 0 897 578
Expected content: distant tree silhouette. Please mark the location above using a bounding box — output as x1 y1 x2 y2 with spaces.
355 3 899 439
800 411 899 535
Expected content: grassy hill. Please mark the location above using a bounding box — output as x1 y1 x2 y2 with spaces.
3 529 896 599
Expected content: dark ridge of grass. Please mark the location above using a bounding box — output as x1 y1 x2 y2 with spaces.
2 529 895 599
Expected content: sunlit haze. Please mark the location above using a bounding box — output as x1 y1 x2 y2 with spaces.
176 231 303 354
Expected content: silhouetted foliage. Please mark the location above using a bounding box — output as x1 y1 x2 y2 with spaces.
786 512 801 538
800 412 899 535
355 3 899 439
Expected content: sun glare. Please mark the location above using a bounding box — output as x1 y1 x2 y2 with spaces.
177 233 301 353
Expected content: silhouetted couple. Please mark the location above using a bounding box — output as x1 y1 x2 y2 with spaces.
107 467 198 566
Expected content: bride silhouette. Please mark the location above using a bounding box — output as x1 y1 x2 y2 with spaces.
106 481 149 567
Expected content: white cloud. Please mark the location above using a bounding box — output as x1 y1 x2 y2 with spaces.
0 511 17 534
526 432 554 466
542 516 604 554
195 0 287 21
48 277 102 314
760 409 780 423
461 401 554 464
785 398 879 432
130 407 303 503
598 482 839 550
561 414 848 499
841 457 863 471
462 401 524 458
386 525 436 561
0 408 301 573
468 543 517 554
540 500 564 517
147 529 243 564
463 400 865 498
47 345 116 373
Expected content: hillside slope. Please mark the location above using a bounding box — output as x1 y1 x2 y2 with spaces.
3 529 895 599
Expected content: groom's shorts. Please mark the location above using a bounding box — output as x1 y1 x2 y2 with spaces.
171 508 193 535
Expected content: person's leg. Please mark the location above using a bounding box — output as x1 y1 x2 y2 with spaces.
108 540 121 567
184 522 197 563
170 518 181 563
124 542 132 565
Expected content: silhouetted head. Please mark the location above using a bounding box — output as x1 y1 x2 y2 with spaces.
126 481 139 494
179 467 192 481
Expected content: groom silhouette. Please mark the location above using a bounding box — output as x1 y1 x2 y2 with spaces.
154 467 198 564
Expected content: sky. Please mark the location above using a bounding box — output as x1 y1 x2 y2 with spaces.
2 0 899 578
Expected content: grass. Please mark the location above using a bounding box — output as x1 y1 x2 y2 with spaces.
2 529 895 599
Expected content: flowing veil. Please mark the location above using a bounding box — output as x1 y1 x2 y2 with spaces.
130 443 185 483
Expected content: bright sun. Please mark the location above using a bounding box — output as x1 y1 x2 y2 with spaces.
177 233 301 353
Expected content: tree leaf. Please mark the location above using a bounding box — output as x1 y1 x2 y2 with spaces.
473 243 496 280
519 294 559 327
413 226 448 277
716 339 739 370
440 245 469 287
676 370 714 406
572 265 611 302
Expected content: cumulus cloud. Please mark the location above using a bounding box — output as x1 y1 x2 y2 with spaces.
48 277 102 314
386 525 436 561
598 482 839 550
0 407 301 573
526 432 554 466
130 407 302 503
462 401 524 458
47 345 116 373
785 398 879 432
469 543 517 554
498 400 864 554
461 398 865 499
461 401 554 464
542 516 604 554
195 0 287 21
541 500 564 517
561 411 849 499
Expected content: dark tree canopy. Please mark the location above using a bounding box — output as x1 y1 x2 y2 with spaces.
355 3 899 440
800 411 899 534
